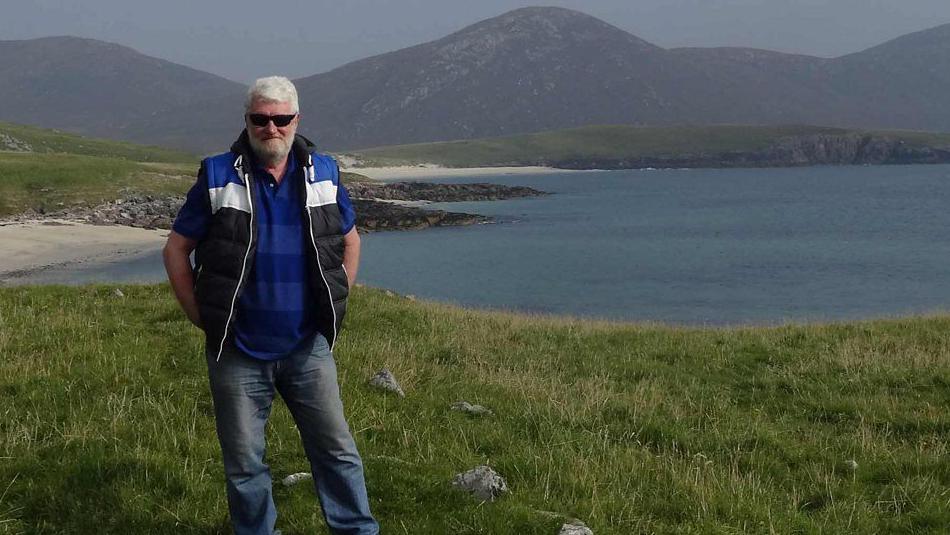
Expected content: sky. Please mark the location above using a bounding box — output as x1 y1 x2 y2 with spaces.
4 0 950 83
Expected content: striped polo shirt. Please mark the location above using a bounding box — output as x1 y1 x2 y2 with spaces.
173 151 356 360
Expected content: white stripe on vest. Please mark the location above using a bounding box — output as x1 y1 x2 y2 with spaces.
209 182 251 214
305 177 338 208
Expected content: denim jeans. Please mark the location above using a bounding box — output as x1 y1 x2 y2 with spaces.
205 333 378 535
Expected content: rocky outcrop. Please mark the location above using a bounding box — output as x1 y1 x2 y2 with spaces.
12 195 185 229
352 199 488 232
0 133 32 152
347 181 545 202
550 135 950 169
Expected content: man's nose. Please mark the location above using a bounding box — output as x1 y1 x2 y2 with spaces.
263 121 279 134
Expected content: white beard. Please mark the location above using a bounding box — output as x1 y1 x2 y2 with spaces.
248 133 293 166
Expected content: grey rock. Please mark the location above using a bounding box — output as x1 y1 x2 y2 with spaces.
281 472 312 487
369 368 405 396
451 465 508 501
450 401 493 416
559 519 593 535
112 288 125 298
558 519 594 535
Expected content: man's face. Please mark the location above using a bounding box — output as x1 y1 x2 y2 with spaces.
245 98 298 165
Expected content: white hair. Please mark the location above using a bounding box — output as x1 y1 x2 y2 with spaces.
245 76 299 113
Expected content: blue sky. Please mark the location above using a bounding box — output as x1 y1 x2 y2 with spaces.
4 0 950 83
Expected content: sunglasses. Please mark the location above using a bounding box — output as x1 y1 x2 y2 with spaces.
246 113 297 127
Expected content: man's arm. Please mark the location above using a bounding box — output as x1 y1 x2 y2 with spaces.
342 227 361 287
163 230 202 328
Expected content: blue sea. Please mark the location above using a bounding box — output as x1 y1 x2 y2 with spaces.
18 165 950 325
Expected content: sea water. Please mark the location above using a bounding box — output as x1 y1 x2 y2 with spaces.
19 165 950 325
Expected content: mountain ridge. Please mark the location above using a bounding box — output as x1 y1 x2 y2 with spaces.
2 8 950 152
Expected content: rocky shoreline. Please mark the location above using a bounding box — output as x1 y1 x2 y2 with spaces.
2 181 546 232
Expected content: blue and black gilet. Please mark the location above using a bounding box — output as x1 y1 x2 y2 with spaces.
194 132 349 361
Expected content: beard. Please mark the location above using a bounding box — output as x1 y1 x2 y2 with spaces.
248 132 294 166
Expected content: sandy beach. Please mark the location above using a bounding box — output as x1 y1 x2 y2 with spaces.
344 165 577 181
0 220 168 281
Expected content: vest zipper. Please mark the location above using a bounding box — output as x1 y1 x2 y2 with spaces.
305 184 339 351
215 169 255 362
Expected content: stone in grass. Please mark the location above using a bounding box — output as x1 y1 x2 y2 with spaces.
281 472 312 487
369 368 405 397
450 401 493 416
559 519 593 535
451 465 508 501
113 288 125 298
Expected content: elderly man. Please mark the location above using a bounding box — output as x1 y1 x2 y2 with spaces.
163 76 378 534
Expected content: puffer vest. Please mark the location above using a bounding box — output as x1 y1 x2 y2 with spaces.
194 131 349 361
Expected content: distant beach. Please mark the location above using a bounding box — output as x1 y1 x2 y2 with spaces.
0 220 167 284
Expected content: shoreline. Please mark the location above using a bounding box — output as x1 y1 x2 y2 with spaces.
0 220 168 284
344 165 582 181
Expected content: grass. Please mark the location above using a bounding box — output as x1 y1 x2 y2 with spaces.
0 153 196 217
0 121 199 217
350 124 950 168
1 285 948 533
0 121 195 163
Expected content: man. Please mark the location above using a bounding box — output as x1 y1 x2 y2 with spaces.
163 76 378 535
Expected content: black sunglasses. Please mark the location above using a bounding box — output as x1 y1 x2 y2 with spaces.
246 113 297 127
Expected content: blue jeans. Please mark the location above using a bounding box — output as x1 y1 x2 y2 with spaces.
205 333 378 535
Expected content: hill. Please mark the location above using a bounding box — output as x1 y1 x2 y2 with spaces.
0 284 947 533
4 11 950 152
0 122 197 217
0 36 246 153
350 124 950 169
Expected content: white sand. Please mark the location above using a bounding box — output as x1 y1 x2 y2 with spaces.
0 220 168 277
344 165 578 181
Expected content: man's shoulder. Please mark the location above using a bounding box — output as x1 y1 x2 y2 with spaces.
203 150 240 168
199 151 243 187
306 152 340 182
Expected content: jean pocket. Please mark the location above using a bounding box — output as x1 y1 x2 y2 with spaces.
310 333 332 359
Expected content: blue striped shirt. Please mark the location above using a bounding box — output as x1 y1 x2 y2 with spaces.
173 152 356 360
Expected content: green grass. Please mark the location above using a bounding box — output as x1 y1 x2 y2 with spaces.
351 124 950 168
0 122 199 216
1 285 948 533
0 153 196 216
0 122 195 163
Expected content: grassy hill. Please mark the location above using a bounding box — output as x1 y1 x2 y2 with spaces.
0 122 198 217
350 124 950 168
1 284 947 533
0 121 195 163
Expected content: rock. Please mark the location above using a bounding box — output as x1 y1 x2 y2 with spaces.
451 465 508 501
112 288 125 298
845 459 858 471
281 472 312 486
559 519 593 535
369 368 405 396
450 401 493 416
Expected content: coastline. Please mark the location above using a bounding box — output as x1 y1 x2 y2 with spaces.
344 165 580 181
0 220 168 283
0 168 552 282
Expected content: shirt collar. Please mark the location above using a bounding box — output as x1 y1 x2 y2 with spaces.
252 150 297 182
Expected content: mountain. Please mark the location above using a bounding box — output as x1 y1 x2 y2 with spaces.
292 10 950 149
2 10 950 152
0 36 246 152
293 7 703 149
